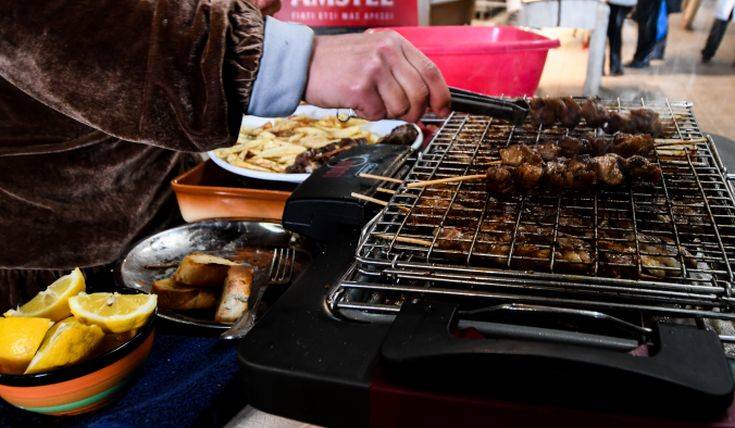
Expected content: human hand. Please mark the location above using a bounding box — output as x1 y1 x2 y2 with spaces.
304 30 451 123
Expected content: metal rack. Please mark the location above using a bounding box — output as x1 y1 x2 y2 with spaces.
332 99 735 321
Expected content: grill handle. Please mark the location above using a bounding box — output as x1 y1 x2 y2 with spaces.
381 301 734 417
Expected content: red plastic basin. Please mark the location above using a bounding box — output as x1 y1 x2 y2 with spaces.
373 26 560 97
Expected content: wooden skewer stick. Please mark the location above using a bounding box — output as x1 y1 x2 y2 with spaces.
407 173 487 189
350 192 410 213
655 138 707 146
357 172 402 184
374 233 432 247
350 192 387 206
375 187 396 195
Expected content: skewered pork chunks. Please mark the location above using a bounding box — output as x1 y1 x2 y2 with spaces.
530 98 667 136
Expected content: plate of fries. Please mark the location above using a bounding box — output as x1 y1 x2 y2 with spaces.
208 105 422 183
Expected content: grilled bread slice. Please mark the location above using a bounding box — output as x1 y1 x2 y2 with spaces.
214 265 253 324
173 253 238 288
152 277 218 311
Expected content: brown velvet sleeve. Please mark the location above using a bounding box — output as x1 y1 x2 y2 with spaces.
0 0 263 152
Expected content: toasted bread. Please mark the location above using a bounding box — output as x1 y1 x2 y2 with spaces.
172 253 237 287
152 277 218 311
215 265 253 324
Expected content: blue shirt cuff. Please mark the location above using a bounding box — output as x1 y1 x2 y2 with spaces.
247 17 314 117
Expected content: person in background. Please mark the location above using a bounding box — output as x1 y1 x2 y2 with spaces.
607 0 637 75
628 0 682 68
0 0 450 310
702 0 735 63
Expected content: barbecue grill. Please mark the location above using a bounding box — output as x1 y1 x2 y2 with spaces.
239 100 735 427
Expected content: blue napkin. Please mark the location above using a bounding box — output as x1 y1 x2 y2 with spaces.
0 333 243 428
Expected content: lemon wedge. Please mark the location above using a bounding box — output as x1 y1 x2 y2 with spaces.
24 317 104 375
0 317 54 374
4 268 85 321
69 292 157 333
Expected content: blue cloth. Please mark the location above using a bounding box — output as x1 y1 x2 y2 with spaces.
247 17 315 118
0 333 243 428
656 0 668 41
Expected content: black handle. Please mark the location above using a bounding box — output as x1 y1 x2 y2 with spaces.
381 301 734 417
449 88 529 125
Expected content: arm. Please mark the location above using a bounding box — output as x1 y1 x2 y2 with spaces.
0 0 264 152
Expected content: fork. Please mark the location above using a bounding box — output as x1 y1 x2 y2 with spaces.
220 247 296 340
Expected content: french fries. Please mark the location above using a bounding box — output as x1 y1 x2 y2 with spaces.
214 115 379 173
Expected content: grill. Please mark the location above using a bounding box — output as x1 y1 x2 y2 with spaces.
241 100 735 426
329 99 735 323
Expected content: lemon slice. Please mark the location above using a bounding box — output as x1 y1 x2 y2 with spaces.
69 292 157 333
24 317 104 375
0 317 54 374
4 268 85 321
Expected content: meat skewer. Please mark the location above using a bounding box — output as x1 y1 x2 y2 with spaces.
530 98 669 137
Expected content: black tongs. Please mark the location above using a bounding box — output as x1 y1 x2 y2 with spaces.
450 87 529 126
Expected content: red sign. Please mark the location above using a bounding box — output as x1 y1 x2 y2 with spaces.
275 0 418 27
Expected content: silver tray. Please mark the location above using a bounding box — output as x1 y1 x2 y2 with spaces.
119 219 296 330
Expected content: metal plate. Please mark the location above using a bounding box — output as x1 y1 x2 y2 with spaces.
119 219 296 330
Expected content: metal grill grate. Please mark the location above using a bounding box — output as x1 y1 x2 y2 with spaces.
337 99 735 320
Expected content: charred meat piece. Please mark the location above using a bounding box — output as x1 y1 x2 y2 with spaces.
604 111 635 134
536 142 562 161
379 124 419 146
543 160 567 191
593 153 625 186
500 144 543 166
605 108 664 136
529 98 558 126
588 136 612 156
558 97 583 129
286 138 366 173
514 163 545 191
485 165 515 197
559 136 591 157
580 99 610 128
611 133 655 157
630 108 664 137
564 156 598 189
624 155 662 184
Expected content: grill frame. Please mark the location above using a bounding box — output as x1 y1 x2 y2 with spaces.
337 99 735 321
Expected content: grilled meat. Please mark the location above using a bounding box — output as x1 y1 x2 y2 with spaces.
593 153 625 186
624 155 662 184
529 97 582 129
563 155 598 189
514 163 545 191
580 99 610 128
536 142 562 161
605 109 665 136
529 98 558 126
379 124 419 146
486 165 516 196
544 160 567 191
588 136 612 156
286 138 366 173
500 143 543 166
559 136 591 157
559 97 583 129
529 98 667 136
610 133 655 157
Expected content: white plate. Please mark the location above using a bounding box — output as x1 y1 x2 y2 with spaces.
208 105 423 183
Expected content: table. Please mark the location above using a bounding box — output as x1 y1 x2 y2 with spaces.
0 322 246 428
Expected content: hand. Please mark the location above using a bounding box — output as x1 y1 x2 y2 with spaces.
250 0 281 15
304 30 451 123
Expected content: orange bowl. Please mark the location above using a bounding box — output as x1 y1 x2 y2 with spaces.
172 161 295 222
0 313 155 416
